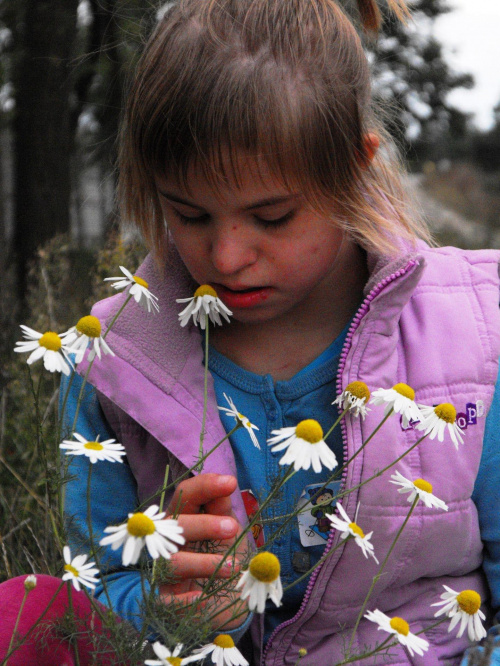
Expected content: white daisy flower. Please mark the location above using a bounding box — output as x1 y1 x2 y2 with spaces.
24 575 37 591
191 635 249 666
389 470 448 511
104 266 159 314
267 419 337 473
60 433 126 464
62 545 99 592
327 503 379 564
431 586 487 642
332 381 371 419
370 383 423 428
416 403 464 450
14 325 73 375
236 552 283 614
145 642 203 665
364 609 429 657
100 504 185 566
61 315 114 364
218 393 260 449
177 285 232 329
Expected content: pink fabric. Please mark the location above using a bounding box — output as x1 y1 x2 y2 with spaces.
0 575 128 665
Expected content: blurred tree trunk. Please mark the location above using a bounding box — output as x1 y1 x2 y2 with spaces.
12 0 79 302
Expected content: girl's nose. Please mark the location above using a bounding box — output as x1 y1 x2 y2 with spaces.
209 224 258 276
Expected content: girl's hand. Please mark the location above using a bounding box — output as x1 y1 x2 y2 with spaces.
159 473 250 631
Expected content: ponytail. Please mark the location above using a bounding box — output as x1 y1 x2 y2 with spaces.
354 0 410 32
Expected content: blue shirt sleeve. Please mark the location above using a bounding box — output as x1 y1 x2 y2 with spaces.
464 365 500 663
60 371 149 632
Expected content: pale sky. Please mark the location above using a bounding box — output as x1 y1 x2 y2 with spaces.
433 0 500 130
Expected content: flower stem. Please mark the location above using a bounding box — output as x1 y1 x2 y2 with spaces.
196 315 210 472
346 495 419 656
153 465 170 582
323 406 350 441
4 587 28 666
66 581 81 666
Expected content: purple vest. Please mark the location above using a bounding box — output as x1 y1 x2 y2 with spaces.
80 244 500 665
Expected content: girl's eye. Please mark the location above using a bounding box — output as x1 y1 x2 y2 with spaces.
254 211 294 228
172 210 210 225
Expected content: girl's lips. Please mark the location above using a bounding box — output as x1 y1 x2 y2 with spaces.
214 284 272 309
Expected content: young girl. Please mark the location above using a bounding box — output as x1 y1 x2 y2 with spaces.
2 0 500 664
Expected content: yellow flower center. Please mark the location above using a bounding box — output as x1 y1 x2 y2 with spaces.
133 275 149 289
392 383 415 401
298 648 308 657
456 590 481 615
213 635 235 649
76 315 101 338
39 332 62 351
238 412 248 423
345 381 370 402
249 552 280 583
84 441 104 451
126 513 156 537
348 522 365 538
413 478 433 494
167 659 181 666
434 403 457 423
64 563 80 578
295 419 324 444
194 284 217 299
389 617 410 636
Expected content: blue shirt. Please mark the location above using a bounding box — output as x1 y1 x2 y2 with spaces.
209 326 348 643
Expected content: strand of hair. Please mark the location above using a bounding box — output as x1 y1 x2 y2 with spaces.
356 0 411 33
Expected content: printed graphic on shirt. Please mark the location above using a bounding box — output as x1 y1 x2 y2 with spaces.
401 400 484 431
241 489 265 548
297 481 341 547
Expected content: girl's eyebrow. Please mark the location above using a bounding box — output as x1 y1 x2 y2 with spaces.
157 189 299 211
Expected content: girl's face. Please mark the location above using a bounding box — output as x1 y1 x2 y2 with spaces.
156 153 352 328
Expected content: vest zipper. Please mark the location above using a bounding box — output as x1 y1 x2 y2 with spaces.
261 258 419 664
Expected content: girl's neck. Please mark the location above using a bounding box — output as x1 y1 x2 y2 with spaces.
210 242 368 382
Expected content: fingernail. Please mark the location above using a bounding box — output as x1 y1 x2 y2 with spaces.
218 475 234 485
220 518 236 536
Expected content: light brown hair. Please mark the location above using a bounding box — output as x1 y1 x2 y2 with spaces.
118 0 431 261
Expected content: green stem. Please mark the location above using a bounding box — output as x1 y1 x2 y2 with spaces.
196 316 210 473
346 495 419 656
102 293 133 340
66 581 81 666
323 406 350 441
153 465 170 582
4 588 28 666
336 635 392 665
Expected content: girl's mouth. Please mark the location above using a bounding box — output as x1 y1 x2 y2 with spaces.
213 284 272 309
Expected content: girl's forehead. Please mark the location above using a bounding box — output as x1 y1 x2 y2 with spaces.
156 150 299 202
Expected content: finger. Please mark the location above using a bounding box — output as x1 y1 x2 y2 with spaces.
169 474 237 515
165 552 240 581
176 513 239 542
204 495 234 516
